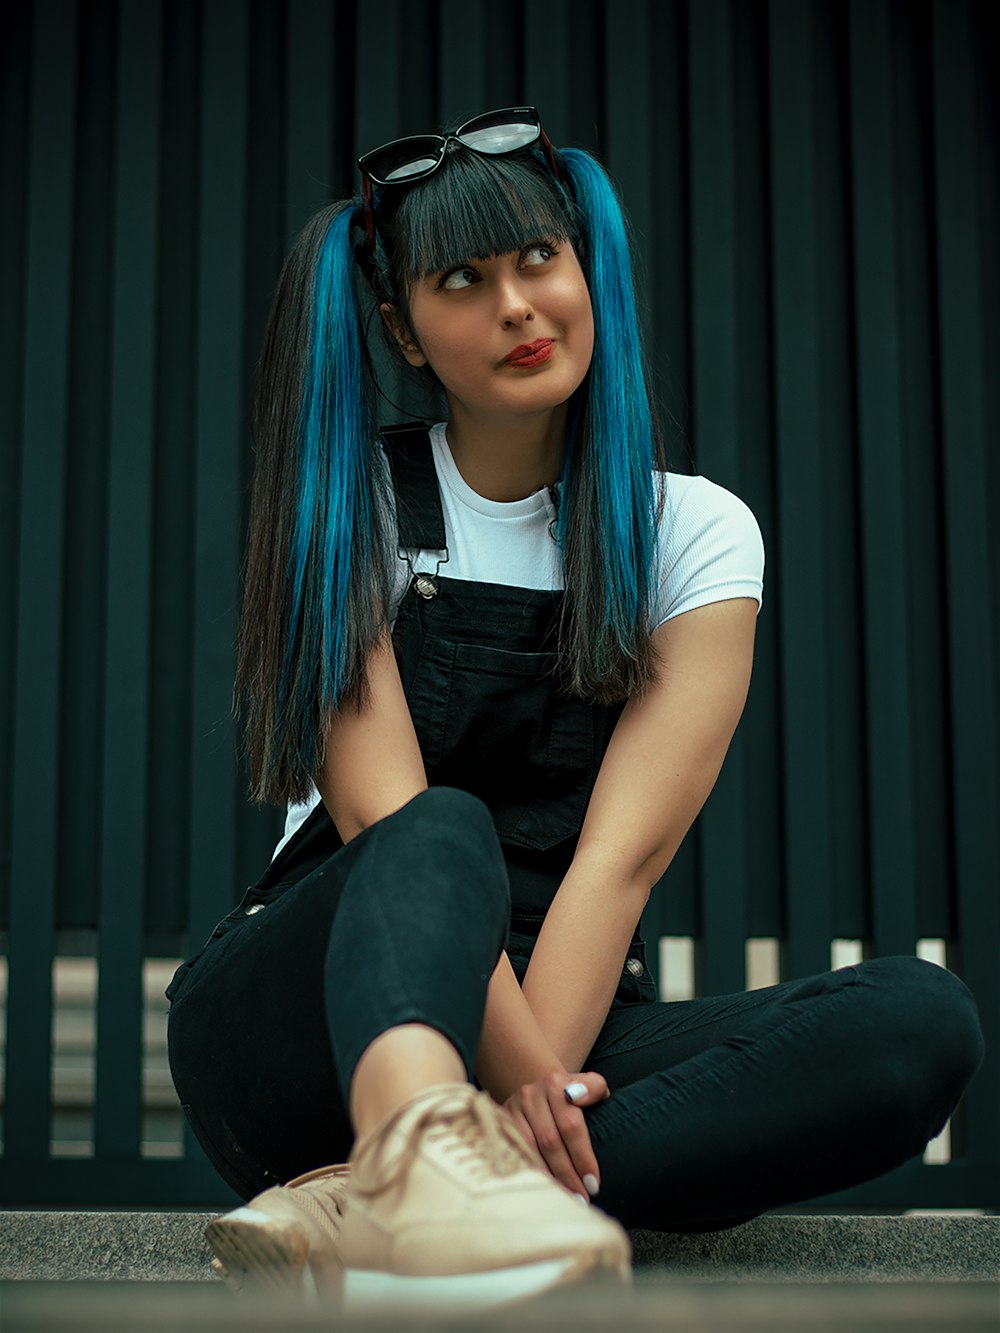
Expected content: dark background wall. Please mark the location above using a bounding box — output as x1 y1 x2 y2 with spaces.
1 1 997 1019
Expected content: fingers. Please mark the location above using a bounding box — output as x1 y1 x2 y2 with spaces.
506 1103 541 1159
563 1072 611 1106
514 1072 605 1199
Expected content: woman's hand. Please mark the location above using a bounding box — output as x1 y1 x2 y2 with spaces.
502 1070 610 1201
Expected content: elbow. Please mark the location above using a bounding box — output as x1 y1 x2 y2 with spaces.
627 840 678 898
570 841 661 904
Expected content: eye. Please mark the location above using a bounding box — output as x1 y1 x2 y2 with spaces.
438 265 479 291
522 241 560 267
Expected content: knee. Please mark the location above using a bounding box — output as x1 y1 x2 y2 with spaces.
405 785 494 830
402 787 499 852
853 956 984 1115
386 788 510 915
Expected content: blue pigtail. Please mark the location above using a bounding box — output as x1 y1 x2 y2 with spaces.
559 148 659 673
263 202 388 799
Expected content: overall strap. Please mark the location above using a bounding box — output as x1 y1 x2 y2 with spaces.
380 423 447 552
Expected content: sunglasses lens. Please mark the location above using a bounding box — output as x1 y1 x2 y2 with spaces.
459 121 538 154
457 108 539 155
362 136 444 184
382 153 438 181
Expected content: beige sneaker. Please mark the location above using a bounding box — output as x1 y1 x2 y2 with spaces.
338 1081 631 1312
204 1161 350 1301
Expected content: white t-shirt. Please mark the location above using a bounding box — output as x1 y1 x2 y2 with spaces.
274 421 764 854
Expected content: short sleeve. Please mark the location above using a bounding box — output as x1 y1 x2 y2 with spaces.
652 474 764 628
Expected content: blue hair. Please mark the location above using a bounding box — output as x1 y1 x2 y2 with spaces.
284 206 365 697
558 149 660 680
240 201 390 802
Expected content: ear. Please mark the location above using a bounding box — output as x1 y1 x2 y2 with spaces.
379 303 427 368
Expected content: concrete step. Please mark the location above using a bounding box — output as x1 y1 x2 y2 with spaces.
0 1211 996 1283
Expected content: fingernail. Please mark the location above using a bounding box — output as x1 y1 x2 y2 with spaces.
574 1193 589 1206
583 1173 600 1197
564 1082 588 1104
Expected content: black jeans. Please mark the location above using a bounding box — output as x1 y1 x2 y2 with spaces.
166 788 985 1231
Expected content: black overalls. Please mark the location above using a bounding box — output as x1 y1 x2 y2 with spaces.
254 424 653 996
166 425 983 1228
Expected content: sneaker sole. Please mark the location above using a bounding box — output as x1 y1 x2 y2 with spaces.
208 1212 628 1314
205 1206 340 1303
342 1243 631 1315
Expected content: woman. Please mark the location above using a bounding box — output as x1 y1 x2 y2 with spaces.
166 108 983 1310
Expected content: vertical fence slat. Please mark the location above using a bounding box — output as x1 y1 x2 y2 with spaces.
605 0 653 349
565 2 603 154
812 4 868 948
732 0 783 946
438 0 486 128
767 0 835 978
146 0 199 946
643 0 697 968
398 1 436 133
186 1 249 953
687 0 748 994
931 0 1000 1166
848 0 918 957
523 0 572 147
285 0 336 245
5 0 77 1158
56 0 115 935
648 0 689 470
894 6 952 941
355 1 400 172
0 2 31 932
95 0 162 1160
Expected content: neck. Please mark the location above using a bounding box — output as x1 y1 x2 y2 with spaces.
444 403 568 502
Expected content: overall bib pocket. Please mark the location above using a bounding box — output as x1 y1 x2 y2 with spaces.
406 634 595 851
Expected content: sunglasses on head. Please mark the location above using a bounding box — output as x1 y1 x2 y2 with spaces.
356 106 562 259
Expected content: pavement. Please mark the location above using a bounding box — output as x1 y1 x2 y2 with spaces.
1 1210 998 1284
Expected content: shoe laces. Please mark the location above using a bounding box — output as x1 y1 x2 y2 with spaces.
353 1087 541 1198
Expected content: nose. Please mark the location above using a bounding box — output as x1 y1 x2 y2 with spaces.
496 273 534 328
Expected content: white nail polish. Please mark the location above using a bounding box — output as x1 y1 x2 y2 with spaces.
564 1082 588 1104
583 1173 599 1196
575 1193 589 1205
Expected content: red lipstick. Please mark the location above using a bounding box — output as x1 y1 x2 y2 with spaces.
503 338 554 368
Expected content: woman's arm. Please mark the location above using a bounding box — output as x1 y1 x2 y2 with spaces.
521 597 759 1071
474 951 569 1099
315 630 428 840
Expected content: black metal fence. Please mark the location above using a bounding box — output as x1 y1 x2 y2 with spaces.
1 0 997 1208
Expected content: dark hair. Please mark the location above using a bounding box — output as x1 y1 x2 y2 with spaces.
379 146 580 291
236 143 665 805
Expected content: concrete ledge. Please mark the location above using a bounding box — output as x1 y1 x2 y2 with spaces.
0 1212 997 1283
631 1215 1000 1282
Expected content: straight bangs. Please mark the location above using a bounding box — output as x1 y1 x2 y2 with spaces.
381 148 579 289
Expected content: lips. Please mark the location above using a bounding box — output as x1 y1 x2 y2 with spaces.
503 338 554 366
